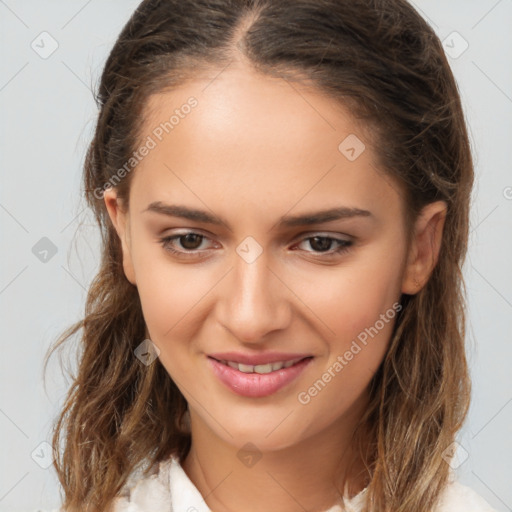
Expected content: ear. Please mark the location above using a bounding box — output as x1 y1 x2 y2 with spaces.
401 200 447 295
103 188 137 285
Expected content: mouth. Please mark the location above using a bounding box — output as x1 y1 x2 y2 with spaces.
207 354 314 398
210 356 310 374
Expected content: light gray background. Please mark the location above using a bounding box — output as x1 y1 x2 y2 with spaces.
1 1 511 511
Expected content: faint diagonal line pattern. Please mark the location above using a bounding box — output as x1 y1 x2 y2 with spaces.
265 409 295 438
0 62 29 93
471 0 505 30
469 205 499 235
472 265 512 309
60 265 87 291
0 202 29 233
61 0 94 29
472 398 512 439
0 0 29 29
200 471 233 501
61 61 92 92
283 78 337 131
266 470 308 511
60 207 87 233
471 471 512 511
201 59 234 93
0 408 29 439
0 266 28 296
0 472 29 503
472 61 512 105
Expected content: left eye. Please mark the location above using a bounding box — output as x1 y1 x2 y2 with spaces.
295 235 352 255
158 232 352 258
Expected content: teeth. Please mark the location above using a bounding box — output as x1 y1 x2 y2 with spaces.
254 363 273 374
222 358 303 373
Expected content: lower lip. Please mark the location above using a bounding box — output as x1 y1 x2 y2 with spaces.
207 357 313 398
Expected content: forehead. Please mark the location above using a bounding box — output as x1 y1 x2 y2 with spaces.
142 62 367 159
129 62 402 223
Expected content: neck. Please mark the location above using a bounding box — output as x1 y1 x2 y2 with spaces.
181 403 371 512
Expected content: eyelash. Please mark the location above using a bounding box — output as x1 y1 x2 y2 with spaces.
158 231 353 259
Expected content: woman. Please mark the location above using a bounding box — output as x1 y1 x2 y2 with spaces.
46 0 497 510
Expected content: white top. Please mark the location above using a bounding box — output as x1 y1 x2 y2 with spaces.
106 456 498 512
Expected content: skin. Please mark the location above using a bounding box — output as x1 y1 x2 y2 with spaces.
104 59 446 512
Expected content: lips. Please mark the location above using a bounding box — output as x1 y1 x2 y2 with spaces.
207 353 313 398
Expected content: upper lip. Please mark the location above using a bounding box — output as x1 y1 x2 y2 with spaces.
208 352 312 365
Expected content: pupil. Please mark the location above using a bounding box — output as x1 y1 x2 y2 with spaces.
310 237 331 252
181 234 202 249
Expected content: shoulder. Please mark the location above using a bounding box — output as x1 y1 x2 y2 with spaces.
436 479 498 512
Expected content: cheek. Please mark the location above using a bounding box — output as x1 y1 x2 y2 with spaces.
130 242 211 345
304 258 403 347
134 264 212 384
296 276 401 434
296 243 404 395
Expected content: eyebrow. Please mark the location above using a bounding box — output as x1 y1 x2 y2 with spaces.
142 201 373 230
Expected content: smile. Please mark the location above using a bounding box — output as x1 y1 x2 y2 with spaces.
207 355 313 398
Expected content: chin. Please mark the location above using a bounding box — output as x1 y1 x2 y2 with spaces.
197 409 308 453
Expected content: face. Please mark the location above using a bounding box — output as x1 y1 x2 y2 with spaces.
104 60 445 453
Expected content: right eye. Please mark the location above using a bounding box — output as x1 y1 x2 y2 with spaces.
159 231 216 258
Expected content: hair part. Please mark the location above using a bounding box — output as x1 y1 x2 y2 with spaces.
45 1 473 510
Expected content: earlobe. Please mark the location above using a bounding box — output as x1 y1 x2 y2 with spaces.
401 201 447 295
103 188 137 286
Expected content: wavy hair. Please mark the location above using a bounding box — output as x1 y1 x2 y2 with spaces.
45 0 474 510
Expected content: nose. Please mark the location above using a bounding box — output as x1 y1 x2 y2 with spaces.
216 249 291 345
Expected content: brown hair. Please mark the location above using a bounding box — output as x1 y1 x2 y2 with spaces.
45 0 473 510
